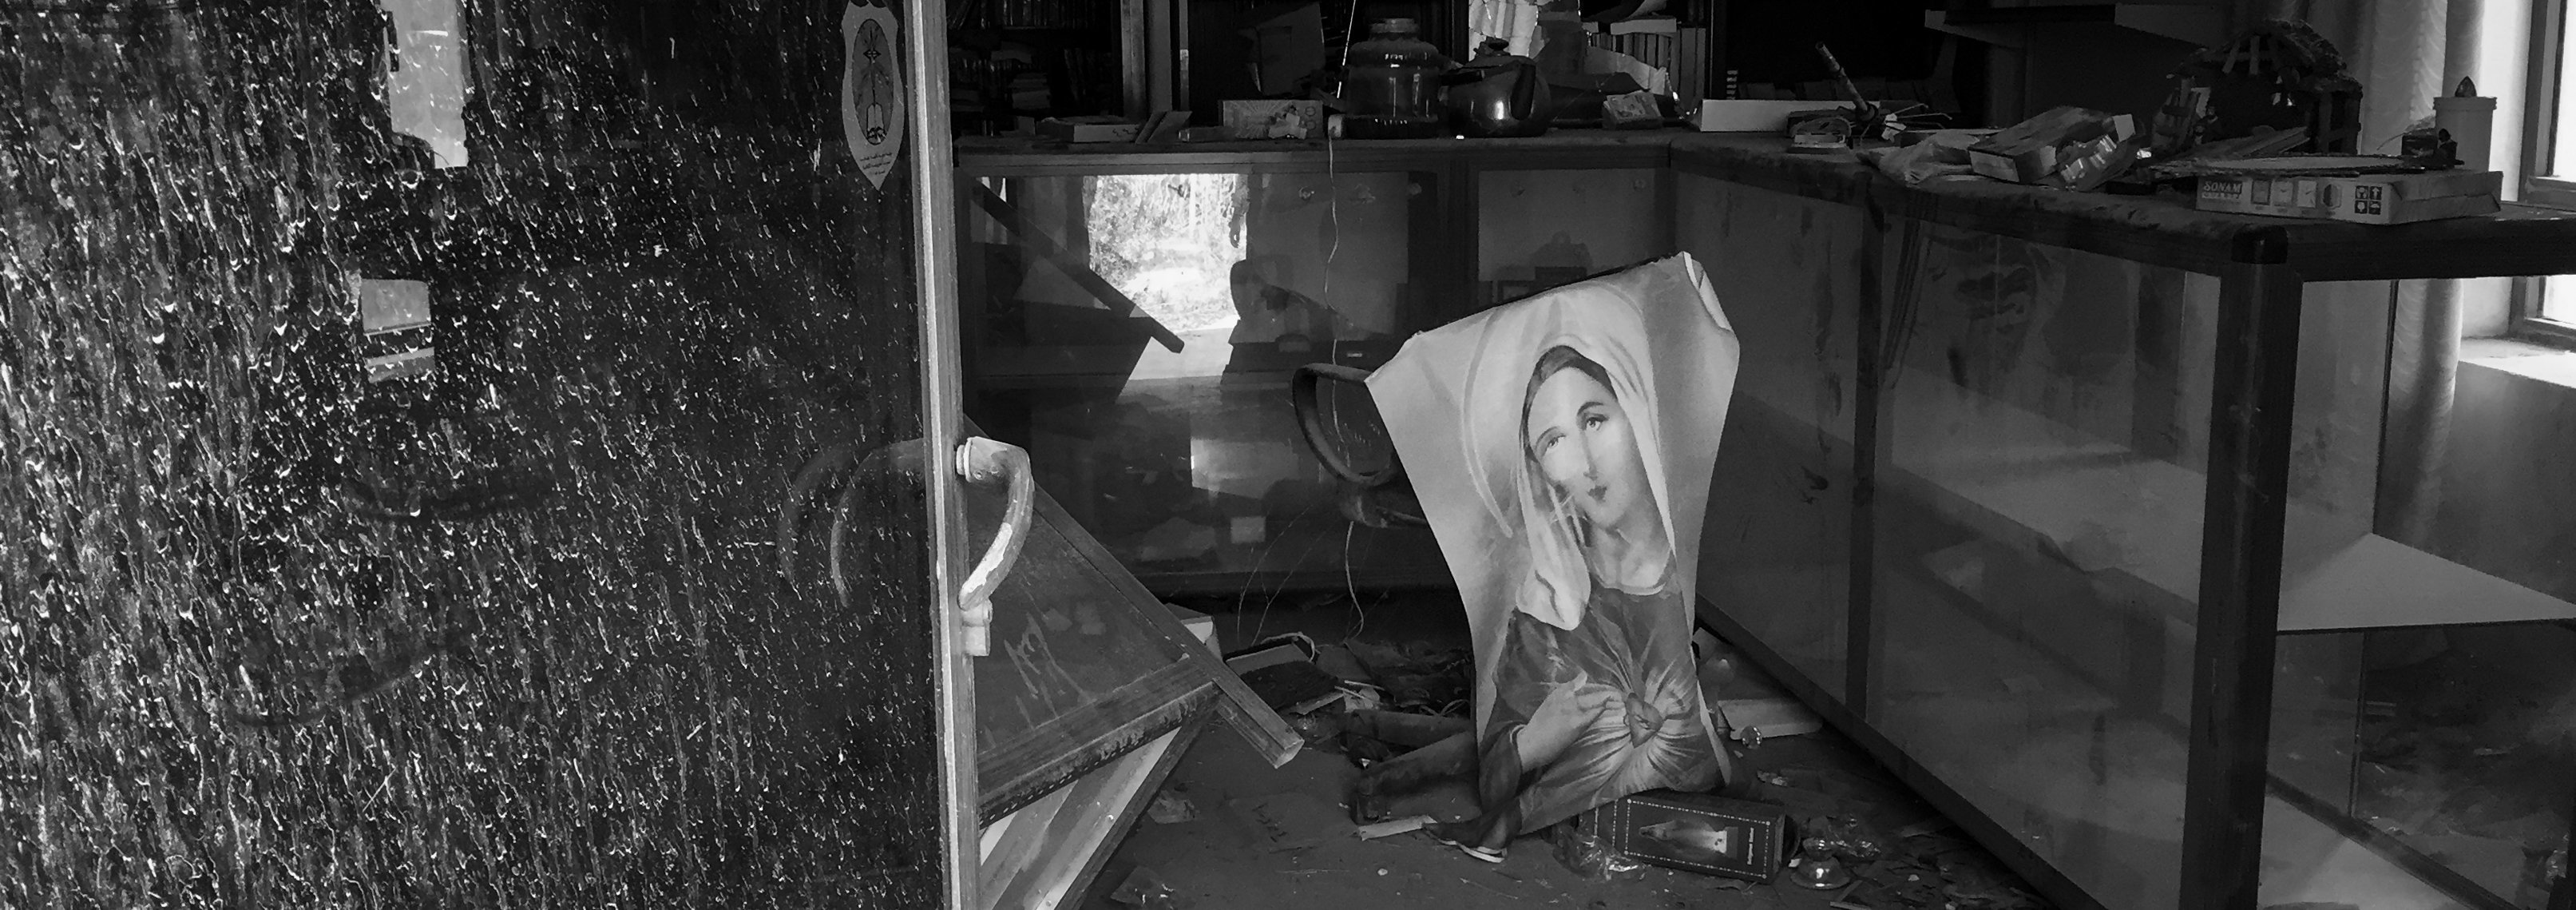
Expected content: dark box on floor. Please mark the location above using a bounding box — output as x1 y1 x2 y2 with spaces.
1578 789 1788 882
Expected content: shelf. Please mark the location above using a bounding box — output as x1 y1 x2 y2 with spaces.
1924 4 2225 49
1883 367 2576 634
962 134 2576 281
1746 357 2576 634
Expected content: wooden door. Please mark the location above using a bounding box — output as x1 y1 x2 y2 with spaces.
0 1 978 905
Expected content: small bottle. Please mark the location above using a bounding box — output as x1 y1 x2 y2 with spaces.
2432 77 2495 171
1342 19 1449 139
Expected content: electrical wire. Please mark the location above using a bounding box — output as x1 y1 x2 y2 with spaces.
1342 520 1367 639
1232 495 1322 642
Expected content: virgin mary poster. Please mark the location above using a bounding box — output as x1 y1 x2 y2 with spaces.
1368 254 1740 856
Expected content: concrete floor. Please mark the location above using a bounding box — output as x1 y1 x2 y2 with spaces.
1074 595 2047 910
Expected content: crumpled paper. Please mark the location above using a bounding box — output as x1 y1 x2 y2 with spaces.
1857 130 1985 185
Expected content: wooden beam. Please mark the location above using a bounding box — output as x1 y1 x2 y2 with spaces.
2178 257 2301 910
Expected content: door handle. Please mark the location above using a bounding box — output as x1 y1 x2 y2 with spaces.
780 436 1032 656
951 436 1032 658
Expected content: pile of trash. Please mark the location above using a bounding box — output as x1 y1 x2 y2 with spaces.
1195 610 2048 908
1218 630 1475 763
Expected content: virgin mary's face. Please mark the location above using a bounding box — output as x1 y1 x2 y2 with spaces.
1524 367 1652 533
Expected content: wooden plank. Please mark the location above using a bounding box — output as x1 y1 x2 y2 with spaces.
990 724 1194 910
1118 0 1146 116
1028 723 1199 910
1671 141 2260 275
2283 205 2576 281
902 0 982 900
958 134 2576 286
977 660 1210 823
975 782 1077 909
2179 260 2301 910
954 133 1682 177
1848 186 1887 706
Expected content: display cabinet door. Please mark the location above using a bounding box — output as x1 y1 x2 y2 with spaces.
952 168 1456 595
2 2 980 907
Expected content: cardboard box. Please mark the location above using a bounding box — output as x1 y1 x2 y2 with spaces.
1968 105 2134 185
1036 116 1140 143
1223 100 1322 139
1577 789 1789 883
2195 169 2501 225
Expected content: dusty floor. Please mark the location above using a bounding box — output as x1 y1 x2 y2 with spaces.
1074 594 2048 910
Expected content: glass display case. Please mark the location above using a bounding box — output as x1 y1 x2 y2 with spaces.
954 167 1441 595
952 137 1674 595
1680 175 1863 703
1670 140 2576 910
954 131 2576 908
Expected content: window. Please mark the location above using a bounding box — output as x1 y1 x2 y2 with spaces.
2521 0 2576 337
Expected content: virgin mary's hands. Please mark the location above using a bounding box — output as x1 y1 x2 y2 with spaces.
1517 672 1618 768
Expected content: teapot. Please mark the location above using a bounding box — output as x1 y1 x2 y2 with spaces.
1442 40 1553 138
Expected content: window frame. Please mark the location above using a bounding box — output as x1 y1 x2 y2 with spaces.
2516 0 2576 345
2530 0 2574 206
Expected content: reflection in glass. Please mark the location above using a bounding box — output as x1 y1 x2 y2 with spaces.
1867 228 2211 910
2261 274 2576 909
2269 627 2576 909
1682 177 1858 699
961 173 1445 593
1478 169 1666 308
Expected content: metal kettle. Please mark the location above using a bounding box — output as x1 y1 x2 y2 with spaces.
1442 40 1552 138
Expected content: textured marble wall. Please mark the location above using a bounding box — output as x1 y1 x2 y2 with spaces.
2 3 946 906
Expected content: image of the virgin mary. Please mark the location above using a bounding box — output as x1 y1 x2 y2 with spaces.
1424 294 1731 859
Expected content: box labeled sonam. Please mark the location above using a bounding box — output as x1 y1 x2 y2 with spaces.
2195 169 2500 225
1575 789 1789 883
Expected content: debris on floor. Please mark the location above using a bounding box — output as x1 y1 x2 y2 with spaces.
1225 634 1377 717
1340 638 1474 717
1108 865 1188 908
1105 594 2057 910
1147 789 1199 825
1575 789 1792 883
1354 815 1435 840
1698 630 1825 744
1228 792 1349 853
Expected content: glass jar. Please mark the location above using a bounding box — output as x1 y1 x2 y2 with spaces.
1342 18 1448 139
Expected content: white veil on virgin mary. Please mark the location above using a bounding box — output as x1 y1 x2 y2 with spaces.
1368 254 1739 736
1476 320 1672 633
